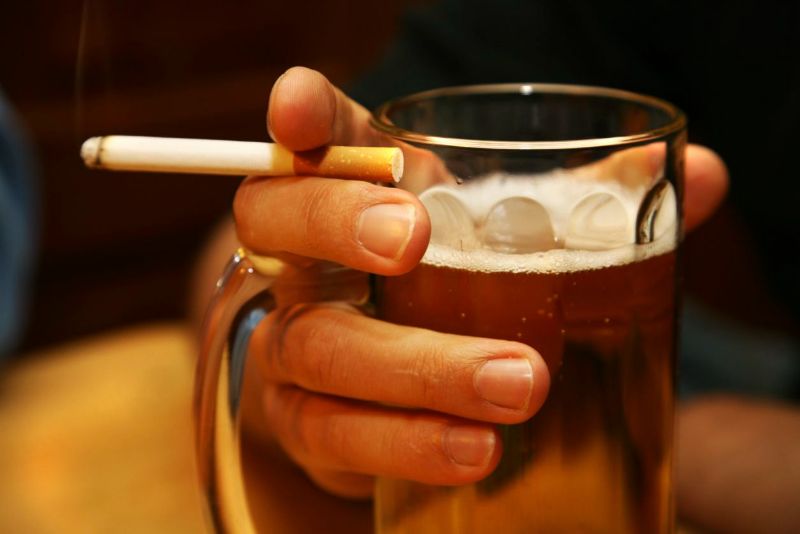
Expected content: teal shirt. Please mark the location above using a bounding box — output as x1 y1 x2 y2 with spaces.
0 90 36 357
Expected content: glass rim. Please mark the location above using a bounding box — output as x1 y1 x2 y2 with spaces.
370 83 687 150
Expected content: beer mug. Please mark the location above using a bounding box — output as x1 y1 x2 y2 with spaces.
196 84 686 533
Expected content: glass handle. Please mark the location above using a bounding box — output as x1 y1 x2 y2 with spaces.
195 250 279 533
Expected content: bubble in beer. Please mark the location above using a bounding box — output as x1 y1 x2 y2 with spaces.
419 187 479 250
481 196 557 254
565 192 630 250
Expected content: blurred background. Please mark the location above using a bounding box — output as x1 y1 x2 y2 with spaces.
1 0 794 359
1 0 798 532
0 1 424 531
2 0 426 352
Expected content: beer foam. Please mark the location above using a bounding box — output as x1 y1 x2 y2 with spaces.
420 172 677 273
422 236 675 273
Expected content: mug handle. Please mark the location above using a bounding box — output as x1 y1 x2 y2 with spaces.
195 249 279 533
194 249 370 533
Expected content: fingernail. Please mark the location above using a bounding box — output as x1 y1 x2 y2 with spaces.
357 203 415 260
474 359 533 410
444 426 496 467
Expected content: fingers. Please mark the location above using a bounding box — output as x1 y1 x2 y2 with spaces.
252 67 453 272
234 176 430 275
250 303 550 425
578 142 729 232
265 66 455 191
262 384 502 486
267 66 386 151
684 144 728 231
267 68 729 233
584 143 663 189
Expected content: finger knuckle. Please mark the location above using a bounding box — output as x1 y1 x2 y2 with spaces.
298 180 371 250
283 305 332 380
296 185 332 249
271 305 340 388
403 419 447 466
299 181 357 248
265 304 360 391
297 310 349 389
378 418 405 463
408 339 453 406
259 306 297 378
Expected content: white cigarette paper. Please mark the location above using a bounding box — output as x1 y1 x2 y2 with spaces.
81 135 403 182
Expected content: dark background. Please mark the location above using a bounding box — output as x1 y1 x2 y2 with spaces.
1 0 793 354
1 0 427 351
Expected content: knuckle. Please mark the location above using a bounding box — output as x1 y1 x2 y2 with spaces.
378 418 404 463
299 180 372 248
263 304 362 391
401 419 447 467
237 177 385 258
273 305 342 389
269 304 319 379
296 310 348 389
408 339 454 407
296 184 333 249
259 306 296 379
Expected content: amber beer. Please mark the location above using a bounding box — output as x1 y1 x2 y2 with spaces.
376 211 677 532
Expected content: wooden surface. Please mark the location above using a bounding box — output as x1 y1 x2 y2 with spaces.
0 323 371 533
0 324 206 533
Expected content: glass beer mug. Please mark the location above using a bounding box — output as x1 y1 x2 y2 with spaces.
196 84 686 533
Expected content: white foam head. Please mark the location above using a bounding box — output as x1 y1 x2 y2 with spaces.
419 171 677 274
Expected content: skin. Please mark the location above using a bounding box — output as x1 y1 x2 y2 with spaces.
678 395 800 533
195 67 741 508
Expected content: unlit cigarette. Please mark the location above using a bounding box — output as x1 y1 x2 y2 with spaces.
81 135 403 182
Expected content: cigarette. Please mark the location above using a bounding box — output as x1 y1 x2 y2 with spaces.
81 135 403 182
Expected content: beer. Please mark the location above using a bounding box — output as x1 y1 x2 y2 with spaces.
376 175 678 533
195 83 687 534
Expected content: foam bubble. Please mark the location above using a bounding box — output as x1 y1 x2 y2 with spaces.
482 196 556 253
565 192 630 250
420 172 677 274
422 234 675 274
421 188 480 250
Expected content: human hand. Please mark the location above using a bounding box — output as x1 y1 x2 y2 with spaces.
233 67 729 500
234 66 550 498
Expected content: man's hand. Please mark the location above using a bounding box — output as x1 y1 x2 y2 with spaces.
225 66 729 499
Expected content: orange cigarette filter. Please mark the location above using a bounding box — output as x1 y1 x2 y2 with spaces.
81 136 403 182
